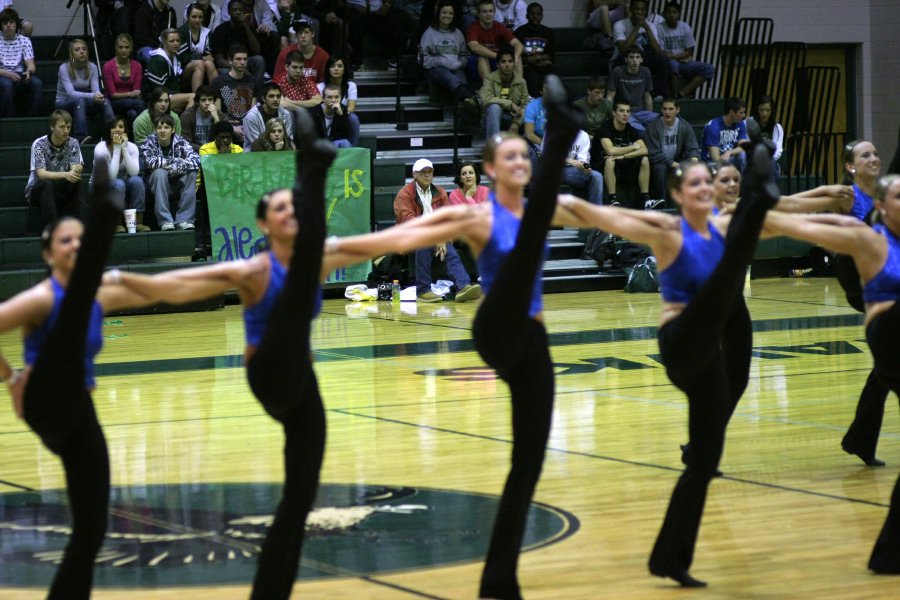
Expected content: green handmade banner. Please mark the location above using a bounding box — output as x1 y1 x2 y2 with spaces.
201 148 371 285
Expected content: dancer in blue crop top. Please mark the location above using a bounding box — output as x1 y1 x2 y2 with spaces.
558 135 781 586
0 160 157 598
765 174 900 575
112 112 375 598
331 75 582 600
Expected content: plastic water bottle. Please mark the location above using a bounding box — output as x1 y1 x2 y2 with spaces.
391 280 400 304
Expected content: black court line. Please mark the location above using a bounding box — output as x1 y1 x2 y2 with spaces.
89 312 865 378
359 577 451 599
333 409 890 510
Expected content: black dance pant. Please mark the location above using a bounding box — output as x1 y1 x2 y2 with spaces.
246 147 331 600
865 303 900 573
834 253 893 461
648 179 771 576
22 178 120 599
471 100 578 600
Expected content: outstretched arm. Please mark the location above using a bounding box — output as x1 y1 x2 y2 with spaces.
328 205 485 259
103 262 256 308
763 211 874 256
556 194 679 245
776 185 854 214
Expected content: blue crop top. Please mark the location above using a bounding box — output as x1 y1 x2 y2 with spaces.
850 184 874 223
863 224 900 304
243 251 323 346
24 278 104 389
659 218 725 303
476 193 548 317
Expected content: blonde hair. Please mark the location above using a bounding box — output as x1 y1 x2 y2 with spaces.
66 39 92 84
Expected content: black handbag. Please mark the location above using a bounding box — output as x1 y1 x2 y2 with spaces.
581 230 617 265
624 257 660 293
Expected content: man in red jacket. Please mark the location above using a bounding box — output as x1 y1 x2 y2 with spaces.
393 158 482 303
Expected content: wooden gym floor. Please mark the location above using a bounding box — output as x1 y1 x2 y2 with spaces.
0 277 898 599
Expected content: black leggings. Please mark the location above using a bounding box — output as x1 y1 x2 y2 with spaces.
865 303 900 573
245 147 331 599
22 178 120 599
648 175 771 577
471 100 578 600
834 253 893 462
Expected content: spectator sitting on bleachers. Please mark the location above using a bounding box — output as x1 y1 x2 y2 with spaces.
294 0 344 56
250 116 295 151
748 94 783 166
103 34 145 130
701 95 749 167
25 110 84 226
197 119 242 191
644 96 700 204
277 49 322 134
143 29 195 111
606 45 656 130
421 1 479 115
448 160 489 205
586 0 626 39
393 157 482 303
180 85 220 151
140 113 200 230
0 1 32 37
611 0 670 98
211 0 266 89
218 0 280 75
0 7 40 117
134 86 183 144
56 39 114 144
479 45 528 138
514 2 555 98
493 0 526 31
344 0 415 71
317 55 360 146
560 127 604 206
183 0 223 31
309 83 352 146
658 1 714 99
467 0 523 81
178 2 219 93
133 0 178 64
523 79 546 165
243 81 294 149
573 75 612 139
212 44 260 143
591 97 650 208
273 19 328 84
92 115 150 233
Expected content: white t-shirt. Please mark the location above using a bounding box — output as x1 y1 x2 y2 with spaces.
658 20 696 54
416 183 433 214
563 130 592 163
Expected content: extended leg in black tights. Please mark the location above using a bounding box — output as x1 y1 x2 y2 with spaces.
650 143 780 588
23 157 121 600
473 76 581 600
246 112 336 600
865 304 900 572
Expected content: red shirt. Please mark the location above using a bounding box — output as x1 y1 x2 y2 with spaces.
466 21 515 53
273 44 329 84
276 72 320 102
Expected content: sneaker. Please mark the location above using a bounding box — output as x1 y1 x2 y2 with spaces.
417 291 443 303
455 284 482 303
160 222 175 231
178 222 196 230
114 225 126 233
644 198 666 210
387 59 398 70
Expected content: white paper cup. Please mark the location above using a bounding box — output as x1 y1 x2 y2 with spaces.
124 209 137 233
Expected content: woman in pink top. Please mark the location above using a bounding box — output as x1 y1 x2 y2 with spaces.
448 161 490 205
102 33 144 129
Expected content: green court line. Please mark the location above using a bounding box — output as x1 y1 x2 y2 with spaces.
95 313 865 378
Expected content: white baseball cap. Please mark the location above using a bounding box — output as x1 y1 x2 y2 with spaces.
412 158 434 173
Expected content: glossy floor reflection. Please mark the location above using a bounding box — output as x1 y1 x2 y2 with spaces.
0 278 897 599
